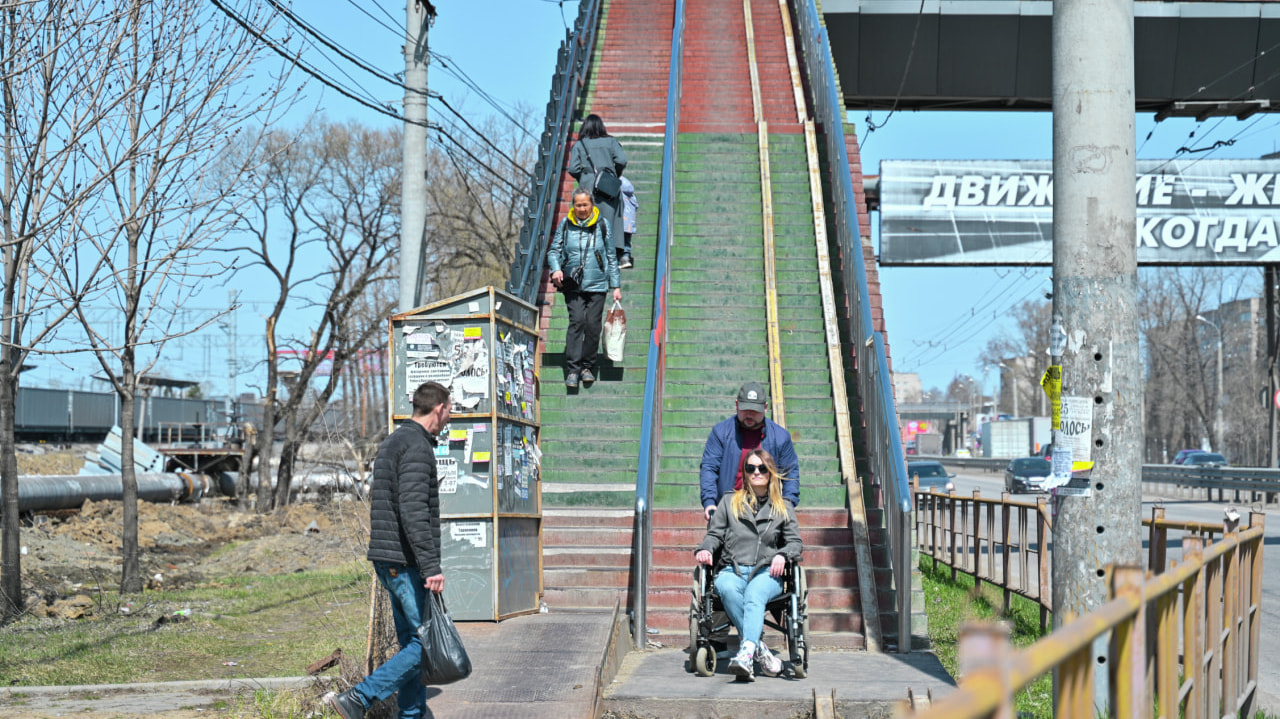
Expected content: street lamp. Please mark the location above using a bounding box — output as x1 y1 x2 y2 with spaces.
1196 314 1224 452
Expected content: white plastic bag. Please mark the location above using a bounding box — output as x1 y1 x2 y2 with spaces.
603 300 626 362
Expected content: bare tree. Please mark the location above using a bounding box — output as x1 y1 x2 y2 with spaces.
39 0 291 593
1139 267 1265 464
0 0 153 620
424 109 536 300
980 299 1051 416
227 119 398 513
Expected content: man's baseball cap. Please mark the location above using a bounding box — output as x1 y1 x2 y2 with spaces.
736 382 768 412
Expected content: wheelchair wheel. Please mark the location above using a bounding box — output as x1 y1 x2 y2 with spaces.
789 566 809 678
694 645 716 677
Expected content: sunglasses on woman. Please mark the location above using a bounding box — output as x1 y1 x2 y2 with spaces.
744 463 767 475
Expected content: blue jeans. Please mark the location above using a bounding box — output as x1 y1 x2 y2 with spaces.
353 562 428 718
714 565 783 646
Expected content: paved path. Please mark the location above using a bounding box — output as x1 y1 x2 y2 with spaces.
603 648 954 718
0 611 615 719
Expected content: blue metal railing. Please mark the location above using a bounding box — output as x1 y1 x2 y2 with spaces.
506 0 603 303
629 0 686 650
792 0 913 651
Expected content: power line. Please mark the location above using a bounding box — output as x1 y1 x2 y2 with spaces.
211 0 423 127
861 0 927 148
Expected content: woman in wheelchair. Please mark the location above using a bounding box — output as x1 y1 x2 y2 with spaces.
694 448 802 680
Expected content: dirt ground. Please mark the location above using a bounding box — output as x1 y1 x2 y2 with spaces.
12 448 371 619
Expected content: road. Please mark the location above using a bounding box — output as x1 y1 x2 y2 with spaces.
939 467 1280 712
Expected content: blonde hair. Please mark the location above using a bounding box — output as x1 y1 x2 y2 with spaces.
731 449 789 520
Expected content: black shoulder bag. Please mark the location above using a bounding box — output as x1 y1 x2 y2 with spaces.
585 145 622 199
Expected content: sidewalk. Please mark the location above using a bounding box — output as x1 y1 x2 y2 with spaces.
0 610 617 719
603 648 955 718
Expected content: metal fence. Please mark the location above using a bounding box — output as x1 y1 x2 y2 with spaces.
912 511 1265 719
915 487 1052 629
505 0 602 303
792 0 912 650
630 0 685 650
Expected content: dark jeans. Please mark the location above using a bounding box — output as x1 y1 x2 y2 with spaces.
353 562 428 718
564 290 606 375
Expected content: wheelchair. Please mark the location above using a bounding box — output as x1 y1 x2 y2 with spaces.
687 555 809 678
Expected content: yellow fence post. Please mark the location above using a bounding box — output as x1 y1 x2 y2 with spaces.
1110 565 1146 719
1148 505 1166 575
958 622 1015 719
1180 534 1205 719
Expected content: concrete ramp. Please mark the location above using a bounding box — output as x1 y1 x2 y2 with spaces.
603 648 955 718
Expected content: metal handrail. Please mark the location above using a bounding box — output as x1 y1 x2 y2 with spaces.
506 0 602 302
791 1 912 650
630 0 686 650
914 515 1265 718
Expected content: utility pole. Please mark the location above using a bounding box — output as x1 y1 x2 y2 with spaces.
1050 0 1142 711
400 1 434 312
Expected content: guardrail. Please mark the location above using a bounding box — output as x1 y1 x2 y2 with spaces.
912 512 1265 719
505 0 602 303
919 455 1280 502
629 0 685 650
917 487 1252 628
792 0 912 650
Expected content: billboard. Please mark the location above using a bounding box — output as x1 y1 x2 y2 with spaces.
880 159 1280 265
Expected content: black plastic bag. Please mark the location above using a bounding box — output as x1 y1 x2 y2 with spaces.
418 593 472 685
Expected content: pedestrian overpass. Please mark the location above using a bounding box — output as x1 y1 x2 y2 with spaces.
495 0 1270 714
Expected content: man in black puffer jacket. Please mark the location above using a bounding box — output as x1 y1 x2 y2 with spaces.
324 381 450 719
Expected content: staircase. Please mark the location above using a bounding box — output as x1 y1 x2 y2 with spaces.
535 0 901 651
639 0 868 648
537 0 673 612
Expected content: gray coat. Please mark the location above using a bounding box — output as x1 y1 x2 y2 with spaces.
698 493 803 575
548 208 620 293
568 137 627 241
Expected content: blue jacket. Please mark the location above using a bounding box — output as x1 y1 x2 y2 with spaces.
547 207 620 293
699 416 799 509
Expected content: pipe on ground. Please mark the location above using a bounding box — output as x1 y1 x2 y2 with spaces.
17 473 213 513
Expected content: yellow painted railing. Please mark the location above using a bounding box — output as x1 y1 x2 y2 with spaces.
906 508 1266 719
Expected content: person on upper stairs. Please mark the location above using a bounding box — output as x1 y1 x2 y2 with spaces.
548 188 622 390
568 113 627 247
699 382 799 520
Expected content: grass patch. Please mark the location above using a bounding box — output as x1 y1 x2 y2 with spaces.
919 556 1052 717
0 562 370 686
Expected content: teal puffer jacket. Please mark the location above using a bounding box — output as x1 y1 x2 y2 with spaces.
547 207 620 293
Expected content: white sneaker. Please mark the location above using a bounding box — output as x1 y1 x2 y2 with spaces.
756 642 783 677
728 645 755 681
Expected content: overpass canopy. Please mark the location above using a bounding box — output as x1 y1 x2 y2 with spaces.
824 0 1280 113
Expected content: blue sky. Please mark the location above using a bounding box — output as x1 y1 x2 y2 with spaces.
29 0 1280 400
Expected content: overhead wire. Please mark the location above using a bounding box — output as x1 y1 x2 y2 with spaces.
234 0 533 180
896 269 1043 368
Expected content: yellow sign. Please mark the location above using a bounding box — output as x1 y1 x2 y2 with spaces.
448 429 468 441
463 327 482 339
473 452 491 462
1041 365 1062 429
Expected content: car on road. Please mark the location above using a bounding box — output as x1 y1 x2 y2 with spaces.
1182 452 1228 468
1004 456 1052 494
907 460 955 493
1173 449 1207 465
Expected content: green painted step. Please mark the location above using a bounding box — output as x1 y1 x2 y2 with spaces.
543 491 632 508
